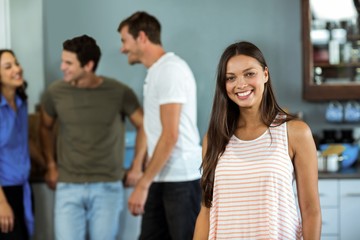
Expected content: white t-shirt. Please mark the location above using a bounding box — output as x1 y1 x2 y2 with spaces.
143 52 202 182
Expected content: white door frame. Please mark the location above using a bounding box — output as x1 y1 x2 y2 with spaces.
0 0 11 48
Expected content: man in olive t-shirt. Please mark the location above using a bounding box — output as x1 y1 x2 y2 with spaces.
40 35 146 240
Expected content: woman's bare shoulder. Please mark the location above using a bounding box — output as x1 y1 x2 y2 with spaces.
287 119 312 137
287 119 314 150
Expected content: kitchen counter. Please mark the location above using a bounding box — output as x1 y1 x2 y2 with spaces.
318 162 360 179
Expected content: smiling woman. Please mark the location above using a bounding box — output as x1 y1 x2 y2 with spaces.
193 41 322 239
0 49 34 240
225 54 268 108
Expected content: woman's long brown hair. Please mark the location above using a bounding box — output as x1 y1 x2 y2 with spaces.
201 41 294 208
0 49 27 102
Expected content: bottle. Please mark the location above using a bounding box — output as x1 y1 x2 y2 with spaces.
313 67 324 85
317 151 325 172
326 154 340 172
342 42 352 63
329 22 346 65
329 40 340 64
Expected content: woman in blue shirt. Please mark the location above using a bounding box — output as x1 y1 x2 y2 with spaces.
0 49 33 239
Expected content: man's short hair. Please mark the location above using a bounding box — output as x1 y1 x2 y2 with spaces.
63 34 101 71
118 11 162 45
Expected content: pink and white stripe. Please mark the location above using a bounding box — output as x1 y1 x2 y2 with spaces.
209 122 302 239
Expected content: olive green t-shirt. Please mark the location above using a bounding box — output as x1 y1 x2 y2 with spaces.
41 77 140 182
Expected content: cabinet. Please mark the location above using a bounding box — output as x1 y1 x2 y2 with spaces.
318 180 339 239
302 0 360 100
317 179 360 240
340 180 360 240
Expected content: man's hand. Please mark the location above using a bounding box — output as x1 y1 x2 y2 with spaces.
45 165 59 190
128 181 149 216
124 168 143 187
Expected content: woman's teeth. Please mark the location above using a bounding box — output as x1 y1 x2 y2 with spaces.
237 90 251 97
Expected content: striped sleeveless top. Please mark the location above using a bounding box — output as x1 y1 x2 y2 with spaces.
209 121 302 239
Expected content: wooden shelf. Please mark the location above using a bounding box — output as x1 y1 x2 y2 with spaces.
314 62 360 68
346 34 360 41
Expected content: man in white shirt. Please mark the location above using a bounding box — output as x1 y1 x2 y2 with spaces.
117 11 202 240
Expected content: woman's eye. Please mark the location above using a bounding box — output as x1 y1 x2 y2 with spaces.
226 76 235 81
245 72 255 78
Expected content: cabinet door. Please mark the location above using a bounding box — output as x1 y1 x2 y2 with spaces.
319 180 339 207
340 180 360 240
322 208 338 236
319 180 339 239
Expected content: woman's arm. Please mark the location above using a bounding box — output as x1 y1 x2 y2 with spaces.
193 204 210 240
193 134 210 240
288 120 321 239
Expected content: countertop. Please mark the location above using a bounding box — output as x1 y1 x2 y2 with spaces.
318 162 360 179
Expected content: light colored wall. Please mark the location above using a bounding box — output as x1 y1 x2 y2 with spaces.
10 0 44 113
43 0 312 137
8 0 359 137
42 0 359 137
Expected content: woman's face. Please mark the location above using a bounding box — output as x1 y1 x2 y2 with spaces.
0 52 24 91
225 54 268 110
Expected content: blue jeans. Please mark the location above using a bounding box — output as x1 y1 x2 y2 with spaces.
54 181 124 240
140 179 201 240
